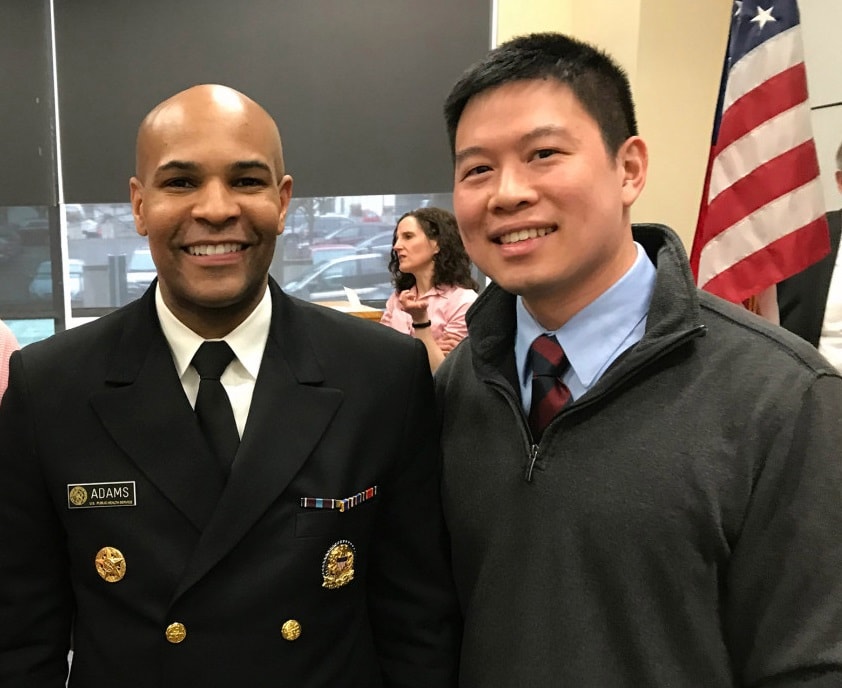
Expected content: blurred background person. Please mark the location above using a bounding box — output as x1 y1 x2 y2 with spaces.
777 138 842 371
381 207 479 372
0 319 19 400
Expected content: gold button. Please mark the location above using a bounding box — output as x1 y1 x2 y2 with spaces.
281 619 301 641
94 546 126 582
165 622 187 644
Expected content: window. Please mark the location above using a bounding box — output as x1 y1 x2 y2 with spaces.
62 193 459 312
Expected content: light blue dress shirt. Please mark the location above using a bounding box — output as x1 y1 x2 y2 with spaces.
516 242 657 415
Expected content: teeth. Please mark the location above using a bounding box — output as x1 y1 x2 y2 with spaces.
499 227 554 244
187 243 243 256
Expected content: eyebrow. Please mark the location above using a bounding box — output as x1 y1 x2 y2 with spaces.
232 160 273 173
453 146 486 167
523 124 571 142
155 159 273 175
454 125 575 166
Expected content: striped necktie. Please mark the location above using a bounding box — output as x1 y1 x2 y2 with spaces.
528 334 571 440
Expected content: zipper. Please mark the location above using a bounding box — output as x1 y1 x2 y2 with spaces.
525 444 539 482
480 324 705 484
485 378 539 482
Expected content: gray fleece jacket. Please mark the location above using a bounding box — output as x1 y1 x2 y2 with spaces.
436 223 842 687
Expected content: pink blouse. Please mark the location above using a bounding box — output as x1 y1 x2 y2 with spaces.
380 284 478 343
0 319 20 400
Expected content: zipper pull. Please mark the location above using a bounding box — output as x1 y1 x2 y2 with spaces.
524 444 539 482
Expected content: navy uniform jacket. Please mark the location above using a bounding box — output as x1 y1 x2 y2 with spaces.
778 209 842 346
0 278 460 687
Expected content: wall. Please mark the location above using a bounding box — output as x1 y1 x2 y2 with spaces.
801 0 842 210
633 2 730 243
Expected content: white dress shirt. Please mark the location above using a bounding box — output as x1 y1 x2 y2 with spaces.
818 249 842 372
155 285 272 438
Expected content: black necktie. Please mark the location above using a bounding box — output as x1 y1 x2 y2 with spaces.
192 341 240 475
528 334 571 440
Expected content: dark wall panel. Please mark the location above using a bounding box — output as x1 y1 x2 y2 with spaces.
0 1 56 206
55 0 491 203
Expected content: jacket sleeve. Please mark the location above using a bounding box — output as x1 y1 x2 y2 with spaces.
725 373 842 687
0 351 73 687
365 339 461 687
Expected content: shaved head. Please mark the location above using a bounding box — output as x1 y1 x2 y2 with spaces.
128 83 293 339
135 84 285 181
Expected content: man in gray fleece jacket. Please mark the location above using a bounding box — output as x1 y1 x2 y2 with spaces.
437 31 842 687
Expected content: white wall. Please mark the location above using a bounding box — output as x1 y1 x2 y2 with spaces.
802 0 842 209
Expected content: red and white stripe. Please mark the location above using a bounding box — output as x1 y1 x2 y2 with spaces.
694 24 828 303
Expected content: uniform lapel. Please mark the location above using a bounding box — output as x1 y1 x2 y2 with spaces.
172 284 343 600
90 290 225 531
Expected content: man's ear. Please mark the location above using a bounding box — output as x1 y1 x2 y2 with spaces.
618 136 648 208
835 169 842 195
129 177 147 237
276 174 294 236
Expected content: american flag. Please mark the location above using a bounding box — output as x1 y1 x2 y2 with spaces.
689 0 829 306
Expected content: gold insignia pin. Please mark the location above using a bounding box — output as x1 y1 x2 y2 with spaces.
94 546 126 583
281 619 302 641
68 485 88 506
322 540 356 589
165 622 187 644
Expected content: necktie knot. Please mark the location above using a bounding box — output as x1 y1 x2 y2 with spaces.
192 341 236 380
530 334 566 378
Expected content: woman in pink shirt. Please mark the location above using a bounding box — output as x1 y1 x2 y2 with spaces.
381 207 479 372
0 318 20 401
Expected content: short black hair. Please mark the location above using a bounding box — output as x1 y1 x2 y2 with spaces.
444 32 638 158
388 207 479 293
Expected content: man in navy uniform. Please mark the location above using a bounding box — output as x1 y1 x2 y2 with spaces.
0 84 459 687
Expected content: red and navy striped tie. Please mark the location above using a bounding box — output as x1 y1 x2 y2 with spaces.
528 334 571 440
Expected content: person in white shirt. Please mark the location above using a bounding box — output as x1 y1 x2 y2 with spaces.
778 139 842 371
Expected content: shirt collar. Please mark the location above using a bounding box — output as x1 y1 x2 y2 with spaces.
412 283 448 299
155 283 272 380
517 242 655 387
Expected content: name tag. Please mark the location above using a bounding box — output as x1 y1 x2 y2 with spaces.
67 481 136 509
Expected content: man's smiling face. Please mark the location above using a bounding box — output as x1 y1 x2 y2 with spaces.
452 78 645 326
130 85 292 337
